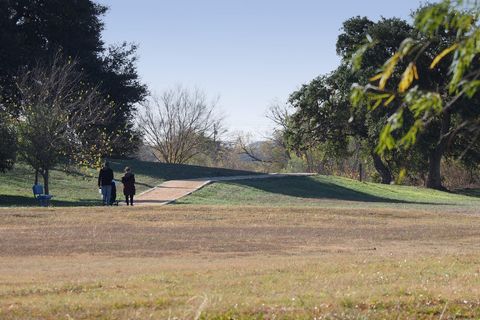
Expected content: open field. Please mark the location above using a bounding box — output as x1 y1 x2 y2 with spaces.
2 164 480 318
1 204 480 319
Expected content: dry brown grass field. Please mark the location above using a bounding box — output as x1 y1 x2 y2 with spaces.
1 204 480 319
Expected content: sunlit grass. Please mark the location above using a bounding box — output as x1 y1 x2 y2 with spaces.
2 255 480 319
179 175 480 210
1 205 480 318
0 160 256 207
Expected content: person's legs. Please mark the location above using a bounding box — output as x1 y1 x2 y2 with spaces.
125 195 130 205
104 185 112 205
129 194 134 206
101 186 108 205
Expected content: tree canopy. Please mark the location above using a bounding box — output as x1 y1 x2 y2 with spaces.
0 0 147 156
9 56 113 194
287 17 416 185
0 114 16 173
287 10 480 189
350 0 480 189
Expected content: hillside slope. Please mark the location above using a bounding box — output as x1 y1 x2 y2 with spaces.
0 160 257 207
2 160 479 209
178 175 480 210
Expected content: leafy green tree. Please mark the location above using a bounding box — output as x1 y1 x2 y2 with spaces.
0 114 16 173
351 1 480 189
287 18 415 184
0 0 147 155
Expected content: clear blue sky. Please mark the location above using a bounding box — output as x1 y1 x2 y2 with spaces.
98 0 427 137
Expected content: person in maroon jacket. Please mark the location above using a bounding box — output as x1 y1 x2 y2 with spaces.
121 166 136 206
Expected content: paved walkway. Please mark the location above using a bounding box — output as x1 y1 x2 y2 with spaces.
135 173 314 206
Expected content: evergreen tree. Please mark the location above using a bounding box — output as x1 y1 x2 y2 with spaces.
0 0 147 155
0 114 16 172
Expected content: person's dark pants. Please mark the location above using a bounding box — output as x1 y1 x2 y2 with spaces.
101 185 112 205
125 194 134 206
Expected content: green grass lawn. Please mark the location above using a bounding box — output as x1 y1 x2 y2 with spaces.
178 175 480 210
2 160 479 209
0 160 257 207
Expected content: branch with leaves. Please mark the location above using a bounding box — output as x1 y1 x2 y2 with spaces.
351 0 480 155
9 54 113 194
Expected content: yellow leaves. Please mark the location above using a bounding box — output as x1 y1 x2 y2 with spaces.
383 94 396 106
379 53 400 90
396 168 407 185
368 93 393 110
374 59 419 94
351 84 396 110
368 38 422 93
367 93 396 110
399 63 419 93
375 38 417 90
413 63 419 80
369 73 383 82
430 43 458 69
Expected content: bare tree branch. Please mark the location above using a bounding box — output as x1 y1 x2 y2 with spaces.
11 53 112 194
138 86 224 164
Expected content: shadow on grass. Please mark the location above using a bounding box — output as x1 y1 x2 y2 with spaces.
0 195 100 207
0 159 260 207
227 176 449 204
454 188 480 198
109 159 259 181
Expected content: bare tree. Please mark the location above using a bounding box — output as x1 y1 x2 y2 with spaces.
266 102 292 162
236 134 274 164
139 87 224 164
266 102 291 132
11 54 112 194
227 103 293 173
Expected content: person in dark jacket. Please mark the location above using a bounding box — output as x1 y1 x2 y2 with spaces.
121 166 136 206
98 161 114 205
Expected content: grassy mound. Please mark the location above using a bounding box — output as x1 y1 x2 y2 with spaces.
0 160 257 207
178 175 480 209
2 160 478 209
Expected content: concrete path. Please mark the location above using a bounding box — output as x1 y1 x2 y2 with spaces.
135 173 314 206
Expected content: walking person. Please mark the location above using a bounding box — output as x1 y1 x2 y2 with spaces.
98 161 114 205
121 166 136 206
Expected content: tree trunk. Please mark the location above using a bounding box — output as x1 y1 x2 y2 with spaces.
426 149 444 190
426 113 450 190
34 169 39 185
42 169 50 195
371 152 392 184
